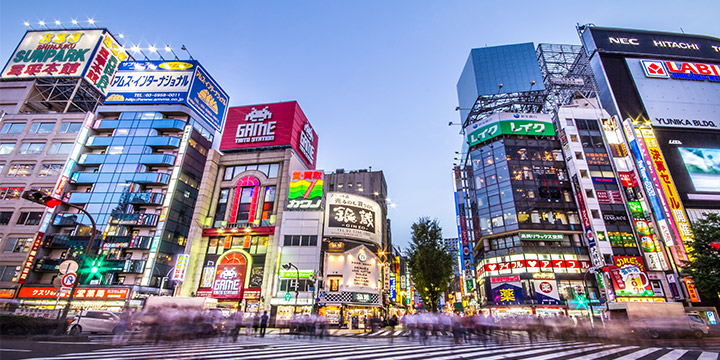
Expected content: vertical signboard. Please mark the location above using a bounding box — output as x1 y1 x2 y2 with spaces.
83 32 129 94
172 254 190 281
186 65 229 133
287 170 323 210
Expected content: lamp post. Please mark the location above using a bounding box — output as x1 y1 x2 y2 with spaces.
21 191 98 335
282 262 300 315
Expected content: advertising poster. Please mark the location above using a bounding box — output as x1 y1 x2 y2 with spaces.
466 112 555 147
287 170 323 210
533 274 562 305
610 256 654 297
2 30 105 79
186 65 229 133
490 276 524 305
324 192 381 244
105 61 195 103
83 32 129 94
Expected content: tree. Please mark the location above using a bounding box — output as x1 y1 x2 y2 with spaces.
682 213 720 306
406 217 454 312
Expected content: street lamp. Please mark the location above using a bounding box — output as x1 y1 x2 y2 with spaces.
282 262 300 315
21 190 98 335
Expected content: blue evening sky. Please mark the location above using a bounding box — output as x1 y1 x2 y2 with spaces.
1 1 717 249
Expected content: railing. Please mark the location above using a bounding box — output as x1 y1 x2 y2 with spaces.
42 234 92 248
103 235 153 250
109 213 159 227
121 192 165 205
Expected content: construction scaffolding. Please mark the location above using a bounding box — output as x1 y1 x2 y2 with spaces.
14 77 106 114
536 43 599 113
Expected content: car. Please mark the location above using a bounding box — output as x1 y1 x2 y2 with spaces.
68 310 121 335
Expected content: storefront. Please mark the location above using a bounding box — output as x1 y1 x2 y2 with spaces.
16 286 130 312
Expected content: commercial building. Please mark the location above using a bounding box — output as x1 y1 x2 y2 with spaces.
180 101 319 319
576 26 720 303
0 28 128 302
455 43 596 317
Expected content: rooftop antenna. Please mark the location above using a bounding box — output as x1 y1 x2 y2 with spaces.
180 45 195 60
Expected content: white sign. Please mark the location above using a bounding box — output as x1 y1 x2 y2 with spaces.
235 106 276 144
58 260 78 275
2 30 105 79
324 245 380 294
107 69 194 94
299 121 316 165
324 192 382 245
61 272 77 288
172 254 190 281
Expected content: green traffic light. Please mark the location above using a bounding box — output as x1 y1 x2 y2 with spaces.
91 266 99 274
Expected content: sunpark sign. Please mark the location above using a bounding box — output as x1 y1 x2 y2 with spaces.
641 59 720 82
465 113 555 147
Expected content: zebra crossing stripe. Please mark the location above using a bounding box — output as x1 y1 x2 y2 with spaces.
612 347 665 360
383 341 580 360
697 352 720 360
569 345 640 360
656 349 690 360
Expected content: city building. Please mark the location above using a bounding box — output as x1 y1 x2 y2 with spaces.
15 58 228 310
456 43 596 317
0 28 128 302
180 101 319 320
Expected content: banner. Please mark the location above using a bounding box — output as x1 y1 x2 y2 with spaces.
533 275 561 305
490 276 524 305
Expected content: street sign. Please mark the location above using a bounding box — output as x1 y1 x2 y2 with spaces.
285 292 291 301
52 277 62 289
61 272 77 288
59 260 78 275
320 291 326 297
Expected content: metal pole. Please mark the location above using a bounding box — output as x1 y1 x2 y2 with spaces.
55 204 97 335
293 264 299 315
582 270 594 328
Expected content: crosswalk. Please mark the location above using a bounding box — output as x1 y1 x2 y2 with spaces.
27 336 720 360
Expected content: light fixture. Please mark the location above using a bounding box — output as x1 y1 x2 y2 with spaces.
119 33 125 39
38 20 46 26
244 227 251 233
130 45 140 53
71 19 78 25
165 45 172 52
230 228 238 233
87 18 95 25
23 21 30 27
54 20 61 25
148 45 157 53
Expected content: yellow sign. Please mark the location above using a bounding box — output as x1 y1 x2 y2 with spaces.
615 297 666 303
639 129 694 251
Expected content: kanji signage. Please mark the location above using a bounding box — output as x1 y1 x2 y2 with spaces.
324 193 381 245
287 170 323 210
586 152 611 165
17 287 129 299
278 269 315 279
610 256 654 297
2 30 122 81
476 253 590 278
220 101 319 168
17 232 44 284
83 32 128 94
467 114 555 147
684 278 701 302
490 277 524 305
171 254 190 281
618 171 637 187
534 278 561 305
518 232 564 241
106 60 228 132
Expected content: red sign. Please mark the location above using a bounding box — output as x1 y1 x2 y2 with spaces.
18 232 45 284
490 275 520 283
684 278 701 302
18 287 129 299
243 288 262 299
618 172 637 187
212 252 248 299
614 256 646 273
219 101 318 169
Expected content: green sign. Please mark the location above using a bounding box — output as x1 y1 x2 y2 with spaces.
352 292 372 303
518 232 564 241
467 120 555 147
628 201 644 219
284 292 291 301
278 270 314 279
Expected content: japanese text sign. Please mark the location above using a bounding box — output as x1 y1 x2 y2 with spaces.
172 254 190 281
18 287 129 299
324 192 381 244
287 170 323 210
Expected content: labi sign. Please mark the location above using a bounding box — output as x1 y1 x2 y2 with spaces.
466 113 555 147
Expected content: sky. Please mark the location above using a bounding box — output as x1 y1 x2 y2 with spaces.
1 1 717 249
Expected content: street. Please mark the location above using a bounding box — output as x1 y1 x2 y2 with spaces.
2 330 719 360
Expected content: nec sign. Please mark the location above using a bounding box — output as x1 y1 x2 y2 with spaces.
641 59 720 82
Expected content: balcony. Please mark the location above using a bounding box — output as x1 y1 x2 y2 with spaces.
67 192 92 204
53 213 92 227
71 172 171 185
145 137 181 148
85 136 180 149
133 172 171 185
43 234 92 248
139 154 176 166
71 172 99 184
109 213 159 227
34 258 63 272
121 192 165 206
121 260 146 274
152 119 186 131
103 235 153 250
78 154 107 165
85 136 113 148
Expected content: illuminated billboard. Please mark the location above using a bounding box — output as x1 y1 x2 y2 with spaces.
324 192 381 245
287 170 323 210
105 60 228 132
220 101 318 169
465 112 555 147
2 29 127 94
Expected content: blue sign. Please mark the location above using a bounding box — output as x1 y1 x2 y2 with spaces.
105 60 228 132
627 132 665 222
708 311 718 325
491 282 524 305
186 64 229 133
389 276 396 300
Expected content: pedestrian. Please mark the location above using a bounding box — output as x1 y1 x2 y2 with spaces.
252 312 260 336
260 311 269 337
232 310 244 342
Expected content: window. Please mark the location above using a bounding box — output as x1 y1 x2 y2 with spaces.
570 134 578 142
0 265 19 282
591 209 601 219
49 142 73 154
0 212 12 225
16 211 43 225
283 235 318 246
39 164 63 177
585 189 594 198
3 237 34 253
0 187 23 200
566 118 573 126
0 122 24 134
8 164 35 177
18 142 45 154
262 186 276 221
0 143 15 154
575 152 583 160
29 122 54 134
59 122 81 133
580 169 588 179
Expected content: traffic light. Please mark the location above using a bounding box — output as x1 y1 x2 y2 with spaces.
21 190 63 208
575 294 589 310
80 255 107 284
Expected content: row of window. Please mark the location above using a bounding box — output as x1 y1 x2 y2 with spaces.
0 211 43 226
282 235 318 247
0 121 81 135
0 142 73 155
278 278 314 292
223 163 280 180
0 187 52 201
2 236 35 253
0 163 64 177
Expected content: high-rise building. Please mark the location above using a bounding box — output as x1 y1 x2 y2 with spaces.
15 58 228 310
0 28 128 302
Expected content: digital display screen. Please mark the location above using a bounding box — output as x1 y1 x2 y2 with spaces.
678 147 720 192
